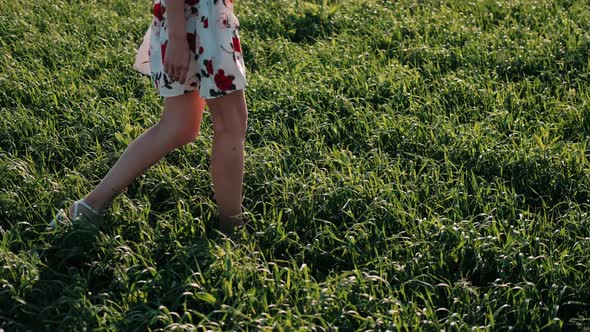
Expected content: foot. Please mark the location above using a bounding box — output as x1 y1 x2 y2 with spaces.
47 199 104 231
68 200 102 221
218 214 244 236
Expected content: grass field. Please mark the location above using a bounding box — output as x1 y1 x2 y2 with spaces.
1 0 590 330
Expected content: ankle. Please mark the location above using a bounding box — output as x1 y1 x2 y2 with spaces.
83 195 113 212
69 197 108 218
218 214 244 235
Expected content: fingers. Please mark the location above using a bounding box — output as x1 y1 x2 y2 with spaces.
164 63 172 80
163 39 191 83
172 65 187 84
177 65 188 84
164 63 188 83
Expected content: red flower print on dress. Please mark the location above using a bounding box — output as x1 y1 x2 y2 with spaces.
161 41 168 62
205 59 213 75
232 36 241 52
153 3 165 21
201 59 213 77
218 15 230 29
202 17 209 28
214 69 236 91
186 32 196 53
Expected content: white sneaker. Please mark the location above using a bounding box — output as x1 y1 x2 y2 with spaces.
46 199 104 231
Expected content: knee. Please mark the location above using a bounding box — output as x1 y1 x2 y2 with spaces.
178 124 200 146
212 106 248 140
156 120 200 148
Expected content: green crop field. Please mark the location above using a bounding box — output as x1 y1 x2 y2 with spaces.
1 0 590 330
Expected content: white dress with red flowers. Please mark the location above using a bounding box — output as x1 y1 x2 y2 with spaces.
134 0 247 99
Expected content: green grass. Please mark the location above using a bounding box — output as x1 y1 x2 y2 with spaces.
1 0 590 330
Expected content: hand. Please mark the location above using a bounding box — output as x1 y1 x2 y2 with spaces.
164 35 190 84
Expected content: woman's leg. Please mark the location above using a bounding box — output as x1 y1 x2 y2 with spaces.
73 92 206 216
206 90 248 233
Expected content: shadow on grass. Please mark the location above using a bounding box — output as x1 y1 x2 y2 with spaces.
0 221 104 330
0 218 217 331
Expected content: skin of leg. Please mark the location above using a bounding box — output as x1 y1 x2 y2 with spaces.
206 89 248 233
71 92 206 217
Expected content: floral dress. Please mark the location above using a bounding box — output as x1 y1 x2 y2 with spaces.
134 0 247 99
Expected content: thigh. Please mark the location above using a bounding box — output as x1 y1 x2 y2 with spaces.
161 91 206 130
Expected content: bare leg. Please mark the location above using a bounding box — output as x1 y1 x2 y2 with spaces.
71 92 206 217
206 90 248 233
